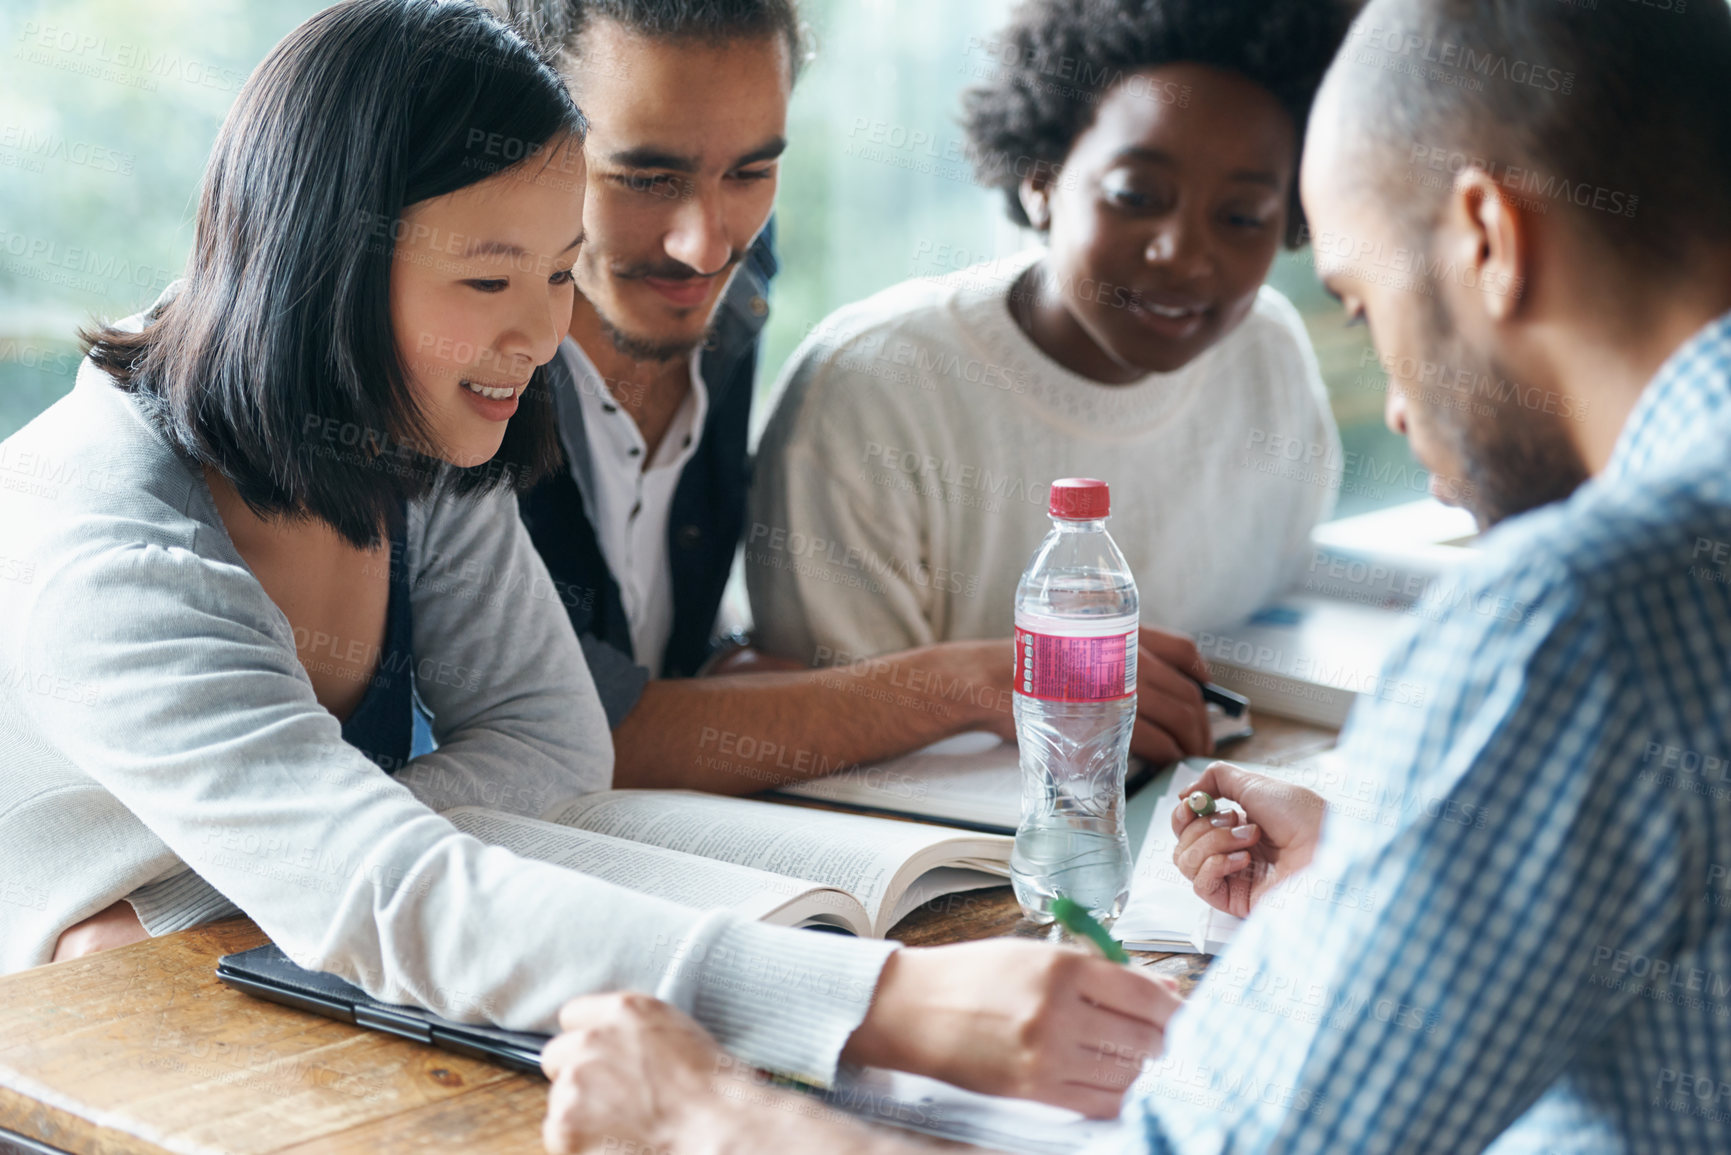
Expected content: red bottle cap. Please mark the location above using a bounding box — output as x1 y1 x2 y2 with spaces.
1048 478 1110 520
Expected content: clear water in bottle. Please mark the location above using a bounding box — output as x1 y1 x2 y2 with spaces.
1011 478 1137 925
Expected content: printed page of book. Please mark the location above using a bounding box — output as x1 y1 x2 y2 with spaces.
540 790 1011 935
771 731 1023 831
882 866 1011 929
443 807 871 934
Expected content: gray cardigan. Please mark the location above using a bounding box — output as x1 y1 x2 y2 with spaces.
0 350 893 1085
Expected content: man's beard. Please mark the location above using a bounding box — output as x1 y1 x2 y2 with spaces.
1414 292 1589 530
589 251 743 364
596 310 707 364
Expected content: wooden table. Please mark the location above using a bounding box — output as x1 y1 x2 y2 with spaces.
0 718 1335 1155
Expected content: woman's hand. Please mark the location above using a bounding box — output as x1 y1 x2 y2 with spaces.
1171 761 1327 919
52 899 149 962
1132 626 1215 765
540 992 736 1155
841 939 1183 1118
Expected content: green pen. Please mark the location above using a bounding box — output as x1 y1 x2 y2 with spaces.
1050 896 1129 964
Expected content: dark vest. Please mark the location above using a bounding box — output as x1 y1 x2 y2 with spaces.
517 225 776 721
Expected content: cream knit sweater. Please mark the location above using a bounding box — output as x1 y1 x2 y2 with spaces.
748 250 1340 664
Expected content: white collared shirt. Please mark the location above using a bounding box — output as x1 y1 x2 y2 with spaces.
562 338 707 675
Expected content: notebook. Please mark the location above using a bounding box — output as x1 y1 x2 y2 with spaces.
1112 758 1251 954
1114 750 1374 953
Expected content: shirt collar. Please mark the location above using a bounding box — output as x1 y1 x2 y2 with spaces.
1602 309 1731 485
565 338 708 476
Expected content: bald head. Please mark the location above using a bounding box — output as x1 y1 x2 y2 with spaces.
1310 0 1731 274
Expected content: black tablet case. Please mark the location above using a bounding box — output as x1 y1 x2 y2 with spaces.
216 943 550 1074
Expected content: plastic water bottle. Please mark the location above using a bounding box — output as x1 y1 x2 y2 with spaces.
1011 478 1137 925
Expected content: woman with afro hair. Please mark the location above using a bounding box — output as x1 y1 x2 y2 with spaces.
749 0 1357 764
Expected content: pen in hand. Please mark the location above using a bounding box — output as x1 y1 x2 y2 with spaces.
1191 678 1248 718
1050 896 1129 964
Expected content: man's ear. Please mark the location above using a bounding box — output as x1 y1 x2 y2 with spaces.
1446 167 1529 322
1018 171 1054 232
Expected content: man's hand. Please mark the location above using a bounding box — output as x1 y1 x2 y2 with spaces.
542 994 933 1155
541 992 734 1155
841 939 1182 1118
1171 761 1327 918
1132 626 1214 765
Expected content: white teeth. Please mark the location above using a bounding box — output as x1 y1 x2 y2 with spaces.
1147 303 1199 318
463 380 517 400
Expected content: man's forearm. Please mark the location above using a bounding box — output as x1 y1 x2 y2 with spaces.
611 641 1015 793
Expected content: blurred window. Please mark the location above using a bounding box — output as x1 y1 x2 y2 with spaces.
1 0 1417 518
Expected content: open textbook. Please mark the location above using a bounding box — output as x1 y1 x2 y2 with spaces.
768 705 1254 835
768 731 1042 834
442 789 1011 938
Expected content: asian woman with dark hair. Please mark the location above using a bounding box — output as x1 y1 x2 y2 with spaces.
0 0 905 1088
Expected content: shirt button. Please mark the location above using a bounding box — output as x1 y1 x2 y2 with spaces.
630 501 642 519
628 447 641 457
749 295 769 318
677 524 702 549
602 403 618 414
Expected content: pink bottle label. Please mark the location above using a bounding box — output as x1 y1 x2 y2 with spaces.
1014 627 1137 702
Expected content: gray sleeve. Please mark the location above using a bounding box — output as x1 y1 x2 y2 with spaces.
18 491 892 1084
579 633 652 730
124 480 625 930
395 479 615 812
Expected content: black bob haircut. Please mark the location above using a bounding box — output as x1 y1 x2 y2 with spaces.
962 0 1356 249
487 0 807 82
1339 0 1731 278
82 0 586 550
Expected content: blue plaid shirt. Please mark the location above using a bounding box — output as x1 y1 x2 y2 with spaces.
1107 311 1731 1154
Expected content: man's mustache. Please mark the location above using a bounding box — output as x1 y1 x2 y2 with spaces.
611 252 744 281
